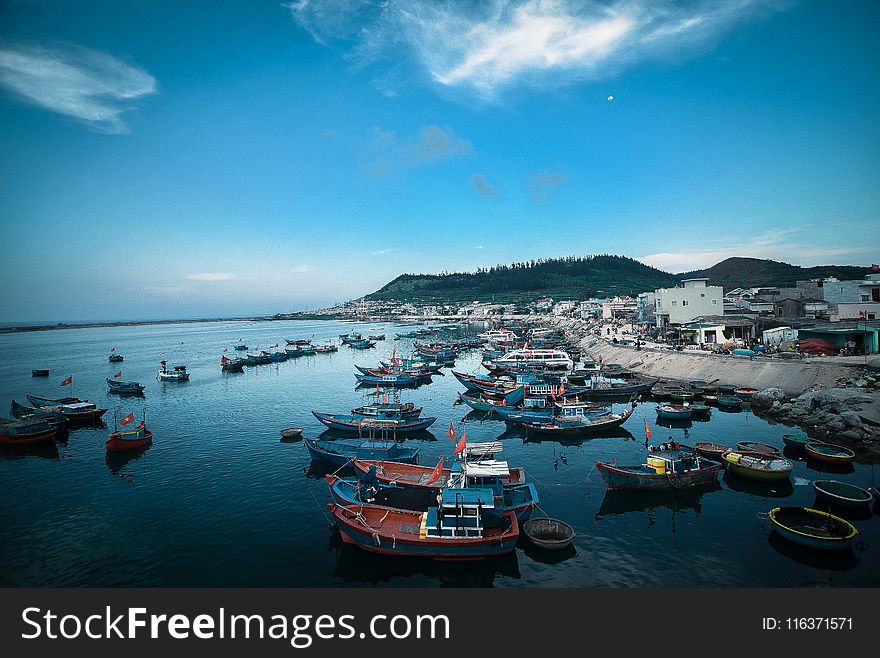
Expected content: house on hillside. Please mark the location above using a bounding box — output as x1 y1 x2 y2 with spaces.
654 278 724 328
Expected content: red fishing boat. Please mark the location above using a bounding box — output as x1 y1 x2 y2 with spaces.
106 423 153 452
0 419 58 446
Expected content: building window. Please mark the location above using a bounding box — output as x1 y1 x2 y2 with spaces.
682 300 688 306
671 301 677 306
700 294 705 298
711 299 718 305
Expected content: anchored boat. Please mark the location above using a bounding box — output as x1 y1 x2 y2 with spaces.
768 506 858 551
596 444 722 491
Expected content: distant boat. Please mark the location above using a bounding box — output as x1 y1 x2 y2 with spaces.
303 437 419 466
812 480 873 509
106 378 145 395
368 334 385 341
656 404 692 420
31 369 49 377
0 418 58 446
221 355 245 371
26 395 107 425
157 361 190 381
106 423 152 453
804 442 855 464
108 354 124 362
311 411 436 433
313 341 338 353
354 372 419 387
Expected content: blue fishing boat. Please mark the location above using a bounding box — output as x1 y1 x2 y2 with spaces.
304 437 419 466
354 372 420 387
596 444 722 491
350 339 377 350
270 351 288 362
656 404 693 420
352 401 422 419
234 340 248 351
717 396 742 409
106 378 145 395
108 353 124 363
311 411 436 433
284 345 304 357
768 507 858 551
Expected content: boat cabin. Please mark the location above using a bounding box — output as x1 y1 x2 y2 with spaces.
423 488 498 539
644 446 704 474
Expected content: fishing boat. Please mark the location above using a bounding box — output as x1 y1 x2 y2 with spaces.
368 334 385 341
804 442 856 464
26 396 107 425
351 401 422 419
25 394 82 407
493 348 574 371
303 437 419 466
354 372 419 387
0 418 58 446
511 404 636 435
782 434 810 450
157 361 190 381
596 444 722 491
581 378 657 399
768 507 858 551
722 451 792 481
9 400 69 430
329 489 519 559
311 411 436 433
655 404 692 420
735 388 758 400
522 517 575 550
736 441 781 456
106 423 153 452
285 339 312 346
688 402 711 418
31 369 49 377
812 480 873 509
694 442 731 462
717 396 742 409
234 341 248 351
108 353 124 363
106 378 145 395
221 355 245 371
313 341 338 353
284 345 304 358
669 390 696 403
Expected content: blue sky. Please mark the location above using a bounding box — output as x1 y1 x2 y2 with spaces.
1 0 878 321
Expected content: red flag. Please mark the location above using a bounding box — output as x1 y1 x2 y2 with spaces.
644 419 653 441
114 371 122 378
120 412 135 426
872 263 879 271
376 384 380 396
110 347 115 352
447 421 456 442
453 431 467 455
392 345 396 361
223 347 228 352
426 457 445 486
599 354 604 364
273 342 279 348
60 375 72 386
559 382 565 396
382 393 388 404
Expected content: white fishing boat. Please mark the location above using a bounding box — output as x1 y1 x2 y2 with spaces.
493 348 574 370
157 361 190 381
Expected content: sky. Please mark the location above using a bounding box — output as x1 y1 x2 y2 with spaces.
1 0 878 322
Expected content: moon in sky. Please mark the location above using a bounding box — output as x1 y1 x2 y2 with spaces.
607 95 614 101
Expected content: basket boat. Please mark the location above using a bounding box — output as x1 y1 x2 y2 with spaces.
522 517 575 550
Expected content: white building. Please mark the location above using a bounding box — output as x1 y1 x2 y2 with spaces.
601 295 637 320
763 326 798 348
655 278 724 327
553 300 577 316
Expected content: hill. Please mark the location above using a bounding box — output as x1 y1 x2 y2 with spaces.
366 255 679 305
685 257 874 290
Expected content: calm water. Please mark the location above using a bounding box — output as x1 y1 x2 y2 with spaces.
1 319 878 587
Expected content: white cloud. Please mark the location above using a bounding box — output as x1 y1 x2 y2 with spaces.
286 0 786 100
287 265 317 273
186 272 236 281
0 43 156 133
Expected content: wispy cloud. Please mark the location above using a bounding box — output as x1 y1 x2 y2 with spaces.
372 248 395 255
287 265 317 273
363 124 473 177
525 170 567 199
0 43 156 133
186 272 236 281
640 230 878 272
286 0 786 100
471 173 499 198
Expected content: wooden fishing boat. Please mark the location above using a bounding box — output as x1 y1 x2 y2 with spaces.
26 396 107 425
313 341 338 353
285 339 311 346
722 451 792 481
108 353 124 362
221 355 245 371
31 369 49 377
350 339 376 350
656 404 692 420
329 492 519 560
312 411 436 433
596 446 722 491
368 334 385 341
512 404 636 435
234 343 248 351
736 441 780 456
26 394 82 407
703 394 719 405
669 391 696 403
270 351 288 362
717 396 742 409
304 437 419 466
280 427 303 441
522 517 575 550
284 345 304 358
354 372 419 387
106 378 145 395
106 424 152 452
782 434 810 450
694 442 731 462
735 388 758 400
812 480 873 509
157 361 190 381
0 418 58 446
351 401 422 419
805 442 856 464
581 379 657 398
9 400 69 430
768 507 858 551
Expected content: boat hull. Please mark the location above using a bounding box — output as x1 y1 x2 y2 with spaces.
805 443 855 464
768 507 858 551
596 460 722 491
312 411 436 433
304 438 419 466
106 429 153 452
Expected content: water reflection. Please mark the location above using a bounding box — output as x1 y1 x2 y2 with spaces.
0 443 60 461
105 445 150 475
655 417 693 430
810 497 874 522
316 429 437 443
805 460 856 476
768 531 859 571
520 539 578 565
595 483 722 521
722 471 795 498
330 540 521 587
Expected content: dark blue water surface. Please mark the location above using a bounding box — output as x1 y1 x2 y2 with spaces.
1 320 878 587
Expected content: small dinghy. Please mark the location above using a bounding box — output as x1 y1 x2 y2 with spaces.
522 517 575 550
812 480 873 509
280 427 303 442
717 396 742 409
736 441 780 456
805 442 855 464
768 507 858 551
31 369 50 377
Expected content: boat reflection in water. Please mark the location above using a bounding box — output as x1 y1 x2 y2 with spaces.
595 482 722 525
502 425 636 447
519 536 578 565
655 417 693 430
316 429 437 443
330 540 521 587
0 442 60 461
722 470 794 498
805 460 856 476
105 444 151 475
768 531 859 572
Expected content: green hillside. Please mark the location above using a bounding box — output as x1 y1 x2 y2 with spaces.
366 255 679 304
687 257 874 290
